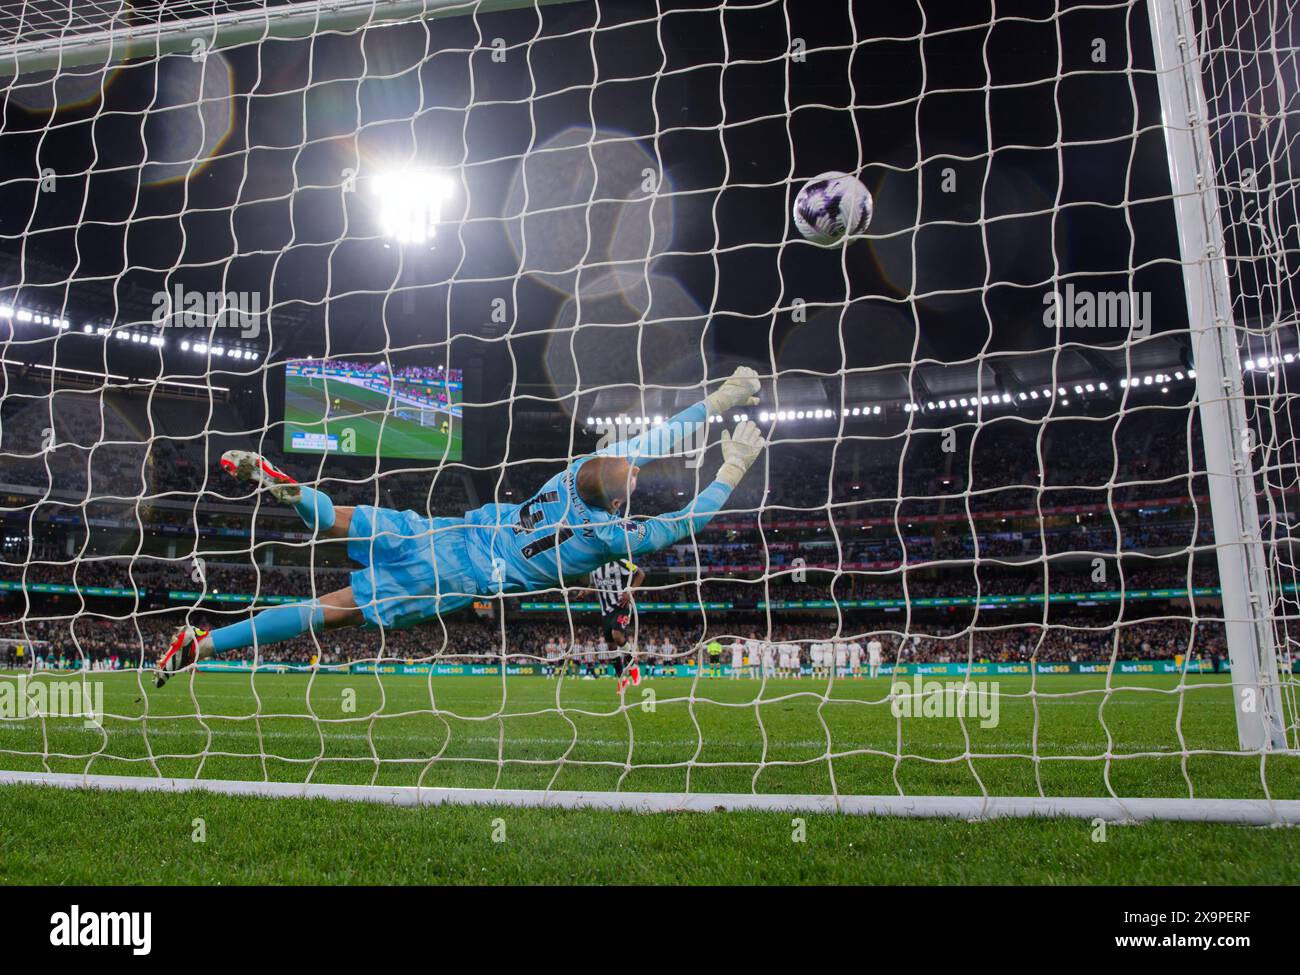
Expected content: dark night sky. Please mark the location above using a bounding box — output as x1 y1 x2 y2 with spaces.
0 0 1292 472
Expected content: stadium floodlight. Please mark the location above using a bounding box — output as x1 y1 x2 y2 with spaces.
373 168 455 244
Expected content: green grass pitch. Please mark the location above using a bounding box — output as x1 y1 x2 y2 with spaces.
2 671 1298 883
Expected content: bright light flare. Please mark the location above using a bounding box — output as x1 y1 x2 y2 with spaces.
372 170 455 244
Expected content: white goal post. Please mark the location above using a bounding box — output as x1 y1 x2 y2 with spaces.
1 0 1298 824
1146 0 1289 752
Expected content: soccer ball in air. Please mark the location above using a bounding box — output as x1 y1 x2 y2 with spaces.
792 171 873 245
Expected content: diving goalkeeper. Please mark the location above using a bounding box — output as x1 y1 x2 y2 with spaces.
155 368 766 685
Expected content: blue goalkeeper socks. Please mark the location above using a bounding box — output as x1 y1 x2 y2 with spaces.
294 485 336 534
209 602 326 654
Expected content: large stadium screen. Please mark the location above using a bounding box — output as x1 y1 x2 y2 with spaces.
282 359 463 461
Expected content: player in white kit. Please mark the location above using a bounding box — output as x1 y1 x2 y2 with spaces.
819 642 834 679
729 638 745 679
834 642 849 680
848 639 863 679
867 636 883 679
745 636 762 679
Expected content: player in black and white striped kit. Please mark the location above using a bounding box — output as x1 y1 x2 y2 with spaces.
589 557 645 693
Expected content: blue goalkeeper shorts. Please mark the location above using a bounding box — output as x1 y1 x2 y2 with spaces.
348 506 481 629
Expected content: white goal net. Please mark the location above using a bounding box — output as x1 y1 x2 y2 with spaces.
0 0 1297 822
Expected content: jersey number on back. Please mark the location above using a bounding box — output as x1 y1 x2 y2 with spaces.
514 491 573 559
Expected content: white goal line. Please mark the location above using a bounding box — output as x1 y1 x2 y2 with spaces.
4 771 1299 824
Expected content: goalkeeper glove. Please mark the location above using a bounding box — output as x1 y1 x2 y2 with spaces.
705 366 761 416
716 420 766 488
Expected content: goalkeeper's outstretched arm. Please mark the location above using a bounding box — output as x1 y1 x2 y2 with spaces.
598 420 767 561
596 366 761 464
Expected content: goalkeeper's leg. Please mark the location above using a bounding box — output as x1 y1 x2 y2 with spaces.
221 450 354 538
606 626 639 694
156 587 362 687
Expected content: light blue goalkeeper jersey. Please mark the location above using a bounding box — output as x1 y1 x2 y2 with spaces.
458 400 731 594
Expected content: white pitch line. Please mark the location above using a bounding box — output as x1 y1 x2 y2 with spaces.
0 722 1187 753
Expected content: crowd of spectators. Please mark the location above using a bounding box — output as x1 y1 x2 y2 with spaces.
0 611 1234 671
0 558 1226 607
2 385 1293 682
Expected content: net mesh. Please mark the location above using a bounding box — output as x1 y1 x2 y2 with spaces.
0 0 1296 810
